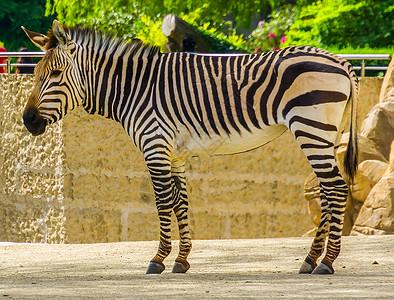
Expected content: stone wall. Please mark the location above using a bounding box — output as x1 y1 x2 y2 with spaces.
0 75 65 243
0 74 383 243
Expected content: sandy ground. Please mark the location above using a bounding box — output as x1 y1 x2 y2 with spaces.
0 236 393 299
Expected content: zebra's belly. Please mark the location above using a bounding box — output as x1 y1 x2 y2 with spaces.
174 124 288 156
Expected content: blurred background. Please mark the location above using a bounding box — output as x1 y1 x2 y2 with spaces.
0 1 392 65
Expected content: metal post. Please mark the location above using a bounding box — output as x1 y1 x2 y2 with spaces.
6 57 11 74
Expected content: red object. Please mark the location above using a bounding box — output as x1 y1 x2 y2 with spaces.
0 46 6 73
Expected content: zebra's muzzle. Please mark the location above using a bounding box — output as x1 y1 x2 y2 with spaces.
23 107 47 136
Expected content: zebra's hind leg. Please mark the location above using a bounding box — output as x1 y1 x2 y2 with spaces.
300 154 348 274
299 194 330 274
287 109 349 274
314 177 348 274
145 152 174 274
170 157 192 273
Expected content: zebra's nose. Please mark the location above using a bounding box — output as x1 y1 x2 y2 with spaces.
23 107 47 136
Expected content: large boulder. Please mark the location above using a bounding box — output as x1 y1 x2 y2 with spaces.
379 51 394 103
351 140 394 235
351 176 394 235
336 133 387 183
360 101 394 160
351 160 388 203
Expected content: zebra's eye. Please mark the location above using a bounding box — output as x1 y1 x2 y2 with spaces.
52 70 62 77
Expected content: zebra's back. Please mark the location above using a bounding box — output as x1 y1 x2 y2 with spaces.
156 47 355 157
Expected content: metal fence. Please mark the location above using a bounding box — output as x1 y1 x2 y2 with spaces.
0 52 391 77
338 54 391 77
0 52 45 74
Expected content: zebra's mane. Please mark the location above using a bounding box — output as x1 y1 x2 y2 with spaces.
45 26 160 58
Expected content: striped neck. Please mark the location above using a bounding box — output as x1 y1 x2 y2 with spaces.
68 28 160 130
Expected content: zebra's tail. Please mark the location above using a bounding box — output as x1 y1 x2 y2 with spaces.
343 73 359 184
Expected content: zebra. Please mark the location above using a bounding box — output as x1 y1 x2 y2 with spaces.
22 20 358 275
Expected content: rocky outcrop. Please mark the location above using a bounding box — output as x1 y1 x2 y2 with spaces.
360 101 394 160
379 52 394 103
352 141 394 235
304 53 394 236
351 160 388 204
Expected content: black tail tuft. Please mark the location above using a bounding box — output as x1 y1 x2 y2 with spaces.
344 128 358 184
343 74 358 185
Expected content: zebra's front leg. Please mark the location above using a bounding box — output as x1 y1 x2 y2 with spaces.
170 157 192 273
145 156 174 274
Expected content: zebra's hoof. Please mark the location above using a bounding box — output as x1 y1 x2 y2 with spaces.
146 261 165 274
312 262 334 274
172 260 190 273
299 260 316 274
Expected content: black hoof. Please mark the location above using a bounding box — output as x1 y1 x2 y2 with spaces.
312 262 334 274
172 261 190 273
299 261 316 274
146 261 165 274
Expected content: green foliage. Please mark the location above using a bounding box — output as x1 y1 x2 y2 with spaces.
247 7 296 52
74 10 140 41
325 46 394 55
284 0 394 49
46 0 293 29
0 0 55 51
180 7 249 53
69 9 167 50
134 15 168 51
45 1 250 52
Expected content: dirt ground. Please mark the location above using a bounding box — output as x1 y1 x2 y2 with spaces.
0 236 393 299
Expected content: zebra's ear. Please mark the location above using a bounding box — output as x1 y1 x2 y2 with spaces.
52 20 71 50
21 26 49 52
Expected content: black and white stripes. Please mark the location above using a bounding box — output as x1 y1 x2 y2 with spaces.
23 21 358 275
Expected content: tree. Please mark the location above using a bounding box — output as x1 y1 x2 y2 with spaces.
46 0 295 29
0 0 55 51
284 0 394 49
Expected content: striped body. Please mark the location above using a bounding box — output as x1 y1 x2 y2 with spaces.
72 48 352 157
22 22 358 275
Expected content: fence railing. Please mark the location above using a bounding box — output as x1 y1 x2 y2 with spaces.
0 52 391 77
338 54 391 77
0 52 45 74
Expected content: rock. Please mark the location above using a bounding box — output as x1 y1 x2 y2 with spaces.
351 175 394 235
336 134 387 182
387 140 394 176
360 101 394 160
351 160 388 203
379 52 394 103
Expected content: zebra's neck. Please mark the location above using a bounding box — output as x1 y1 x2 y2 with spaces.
71 29 160 139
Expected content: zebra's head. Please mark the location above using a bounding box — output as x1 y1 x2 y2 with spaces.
22 20 85 136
